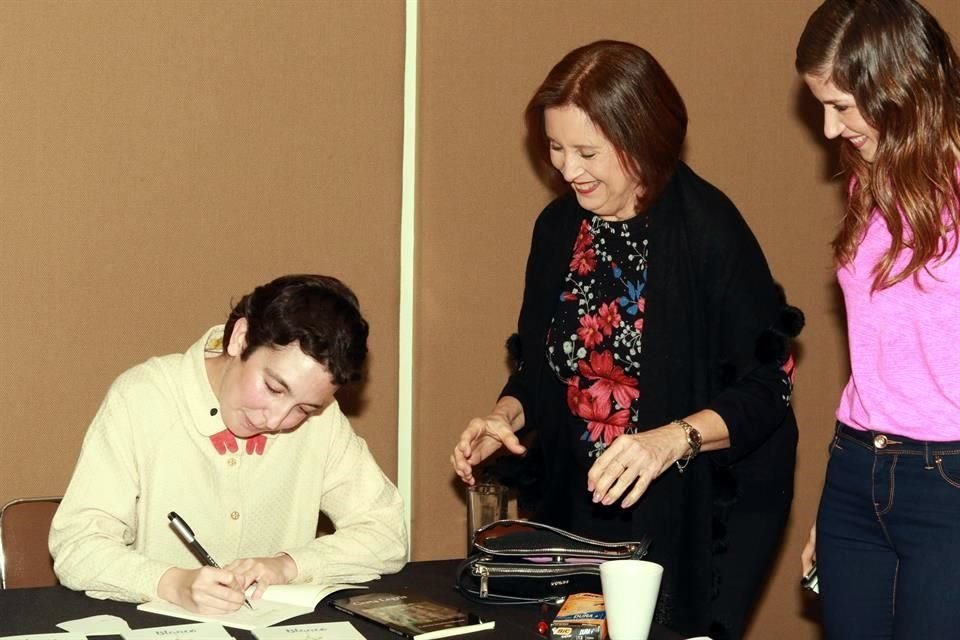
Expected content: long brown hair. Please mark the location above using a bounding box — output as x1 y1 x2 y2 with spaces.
525 40 687 214
797 0 960 290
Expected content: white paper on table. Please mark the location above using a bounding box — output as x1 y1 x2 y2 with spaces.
1 634 86 640
257 584 367 609
57 614 132 635
251 621 366 640
137 599 311 631
122 621 233 640
137 584 365 631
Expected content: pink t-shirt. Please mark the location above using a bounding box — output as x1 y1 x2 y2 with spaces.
837 213 960 440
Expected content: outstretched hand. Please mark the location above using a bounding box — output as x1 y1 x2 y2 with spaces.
451 413 526 486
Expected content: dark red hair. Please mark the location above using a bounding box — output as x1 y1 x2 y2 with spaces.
525 40 687 213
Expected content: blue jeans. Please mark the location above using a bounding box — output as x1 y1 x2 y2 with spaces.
817 422 960 640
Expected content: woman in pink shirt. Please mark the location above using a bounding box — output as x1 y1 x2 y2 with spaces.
796 1 960 638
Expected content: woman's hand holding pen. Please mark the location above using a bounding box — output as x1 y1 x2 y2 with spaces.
156 554 296 611
225 553 298 601
157 566 249 614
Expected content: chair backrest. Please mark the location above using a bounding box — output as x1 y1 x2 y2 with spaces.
0 496 62 589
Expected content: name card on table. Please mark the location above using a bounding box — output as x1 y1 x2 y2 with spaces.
252 622 366 640
58 614 132 635
0 633 87 640
123 622 233 640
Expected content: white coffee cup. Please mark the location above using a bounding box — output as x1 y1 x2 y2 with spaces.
600 559 664 640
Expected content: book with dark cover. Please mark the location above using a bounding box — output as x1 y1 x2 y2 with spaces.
332 592 495 639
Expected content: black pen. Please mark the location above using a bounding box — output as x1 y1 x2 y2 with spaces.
168 511 253 609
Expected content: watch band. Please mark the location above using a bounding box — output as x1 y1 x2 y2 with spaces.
672 418 702 474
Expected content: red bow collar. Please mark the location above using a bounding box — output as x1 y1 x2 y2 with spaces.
209 429 267 456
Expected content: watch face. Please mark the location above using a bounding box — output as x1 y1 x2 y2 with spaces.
690 428 703 447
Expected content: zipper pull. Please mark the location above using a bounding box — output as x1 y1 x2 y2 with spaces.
478 566 489 598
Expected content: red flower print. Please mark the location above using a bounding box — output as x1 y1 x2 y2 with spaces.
573 391 630 444
566 376 586 413
570 248 597 276
573 220 592 253
579 350 640 408
781 352 797 383
634 318 644 331
577 314 604 349
561 291 577 302
597 302 621 336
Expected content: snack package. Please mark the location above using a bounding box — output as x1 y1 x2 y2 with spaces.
549 592 607 640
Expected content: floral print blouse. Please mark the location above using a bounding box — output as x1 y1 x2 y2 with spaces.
547 215 651 465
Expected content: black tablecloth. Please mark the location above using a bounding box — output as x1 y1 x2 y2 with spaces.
0 559 682 639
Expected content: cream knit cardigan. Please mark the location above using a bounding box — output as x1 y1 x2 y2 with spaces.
49 326 407 602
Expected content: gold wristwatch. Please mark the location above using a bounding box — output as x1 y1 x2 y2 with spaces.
672 418 702 473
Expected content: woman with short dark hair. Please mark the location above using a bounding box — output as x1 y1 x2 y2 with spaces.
51 274 407 613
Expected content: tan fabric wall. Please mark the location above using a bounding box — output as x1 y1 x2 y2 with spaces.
4 1 960 639
0 1 405 501
415 1 959 639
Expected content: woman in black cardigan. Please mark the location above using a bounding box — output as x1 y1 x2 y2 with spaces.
451 40 801 640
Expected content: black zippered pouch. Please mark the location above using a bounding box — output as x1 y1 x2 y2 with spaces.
455 519 651 605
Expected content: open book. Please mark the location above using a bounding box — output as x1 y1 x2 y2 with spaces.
332 592 494 639
137 583 365 630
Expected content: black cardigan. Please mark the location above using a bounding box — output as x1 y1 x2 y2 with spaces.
500 162 798 639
